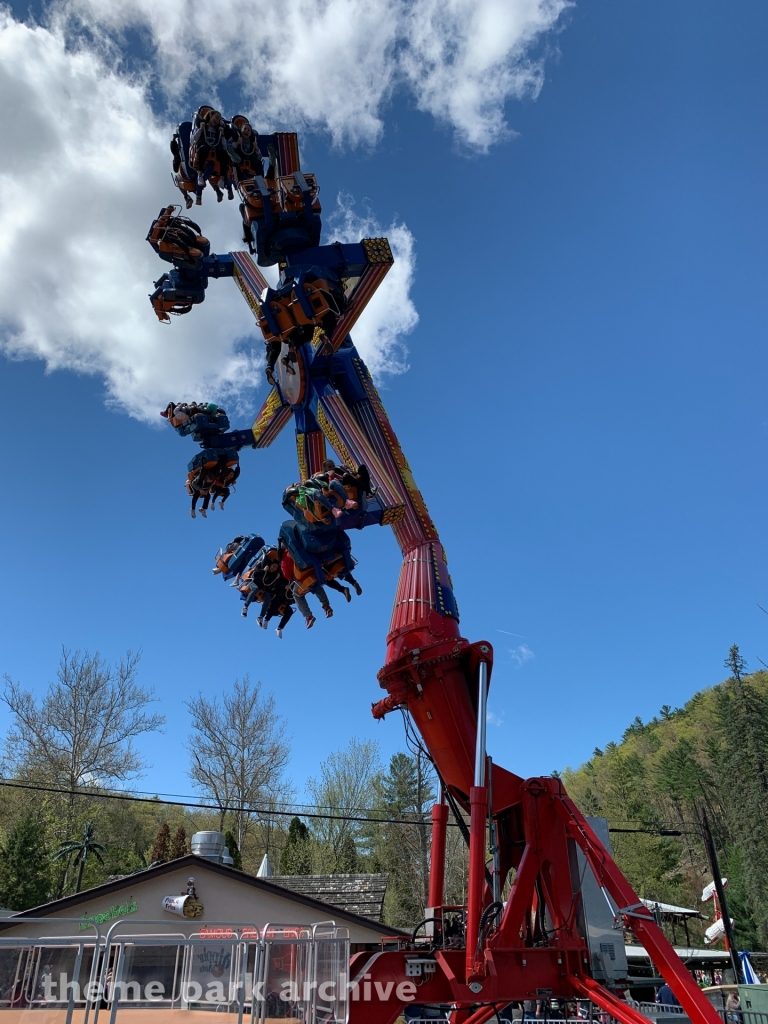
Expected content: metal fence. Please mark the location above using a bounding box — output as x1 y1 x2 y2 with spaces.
0 919 349 1024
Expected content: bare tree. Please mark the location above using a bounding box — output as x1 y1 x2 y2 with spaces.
185 676 290 848
306 738 381 872
2 649 164 793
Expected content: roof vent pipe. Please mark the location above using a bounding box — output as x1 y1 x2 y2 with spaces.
191 831 226 863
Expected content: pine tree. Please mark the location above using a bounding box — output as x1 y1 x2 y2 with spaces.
279 817 312 874
224 830 243 870
373 751 435 927
561 658 768 944
169 826 188 860
0 814 51 910
714 646 768 945
337 833 358 872
149 823 171 864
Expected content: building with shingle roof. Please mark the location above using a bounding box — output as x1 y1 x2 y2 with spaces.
268 873 388 922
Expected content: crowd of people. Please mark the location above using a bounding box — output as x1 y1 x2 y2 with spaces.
223 534 363 637
283 461 371 526
161 402 239 518
171 107 276 208
162 391 374 633
208 458 373 637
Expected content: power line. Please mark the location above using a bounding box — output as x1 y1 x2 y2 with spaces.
0 776 429 819
0 778 452 828
0 778 693 837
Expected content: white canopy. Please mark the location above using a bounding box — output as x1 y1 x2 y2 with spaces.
641 898 704 919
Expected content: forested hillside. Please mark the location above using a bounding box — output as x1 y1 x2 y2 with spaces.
562 646 768 950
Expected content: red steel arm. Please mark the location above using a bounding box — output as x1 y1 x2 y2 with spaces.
552 784 722 1024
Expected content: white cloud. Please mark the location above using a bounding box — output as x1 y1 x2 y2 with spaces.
487 709 505 727
328 196 418 378
510 644 535 666
0 0 569 420
0 13 416 421
402 0 570 150
57 0 570 149
0 12 262 422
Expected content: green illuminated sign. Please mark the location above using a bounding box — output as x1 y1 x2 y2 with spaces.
79 899 138 930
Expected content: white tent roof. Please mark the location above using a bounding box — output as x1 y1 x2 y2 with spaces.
626 945 729 962
641 898 704 919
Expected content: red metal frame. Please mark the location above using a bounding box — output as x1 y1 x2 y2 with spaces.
225 248 720 1024
428 798 448 910
359 405 721 1023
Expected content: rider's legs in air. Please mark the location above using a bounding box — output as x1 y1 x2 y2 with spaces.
191 489 210 519
273 604 294 638
292 582 332 626
340 571 362 596
264 601 294 639
256 593 273 629
241 587 263 618
195 157 223 203
265 341 281 386
312 584 333 618
292 586 315 628
325 578 351 603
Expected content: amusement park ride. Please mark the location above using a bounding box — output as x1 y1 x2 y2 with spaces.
148 111 721 1024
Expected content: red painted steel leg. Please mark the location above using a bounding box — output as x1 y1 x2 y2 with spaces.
570 975 656 1024
552 785 723 1024
428 797 448 910
459 1005 502 1024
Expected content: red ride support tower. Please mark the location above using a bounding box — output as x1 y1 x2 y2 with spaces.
363 380 721 1024
230 248 722 1024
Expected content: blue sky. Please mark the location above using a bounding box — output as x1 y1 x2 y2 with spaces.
1 0 767 802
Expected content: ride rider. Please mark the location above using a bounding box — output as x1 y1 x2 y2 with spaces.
188 467 216 518
190 108 232 205
228 117 263 183
280 548 333 629
210 463 240 511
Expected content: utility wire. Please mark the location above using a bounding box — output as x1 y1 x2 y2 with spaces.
0 778 689 838
0 778 458 828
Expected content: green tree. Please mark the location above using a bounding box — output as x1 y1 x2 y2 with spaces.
52 821 106 894
169 826 188 860
720 846 761 951
561 658 768 944
714 646 768 944
280 817 312 874
0 814 51 910
224 830 243 870
337 833 358 872
149 823 171 863
372 750 435 927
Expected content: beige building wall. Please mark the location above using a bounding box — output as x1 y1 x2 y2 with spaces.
0 864 389 946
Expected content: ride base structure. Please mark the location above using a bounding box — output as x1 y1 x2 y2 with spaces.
148 121 721 1024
